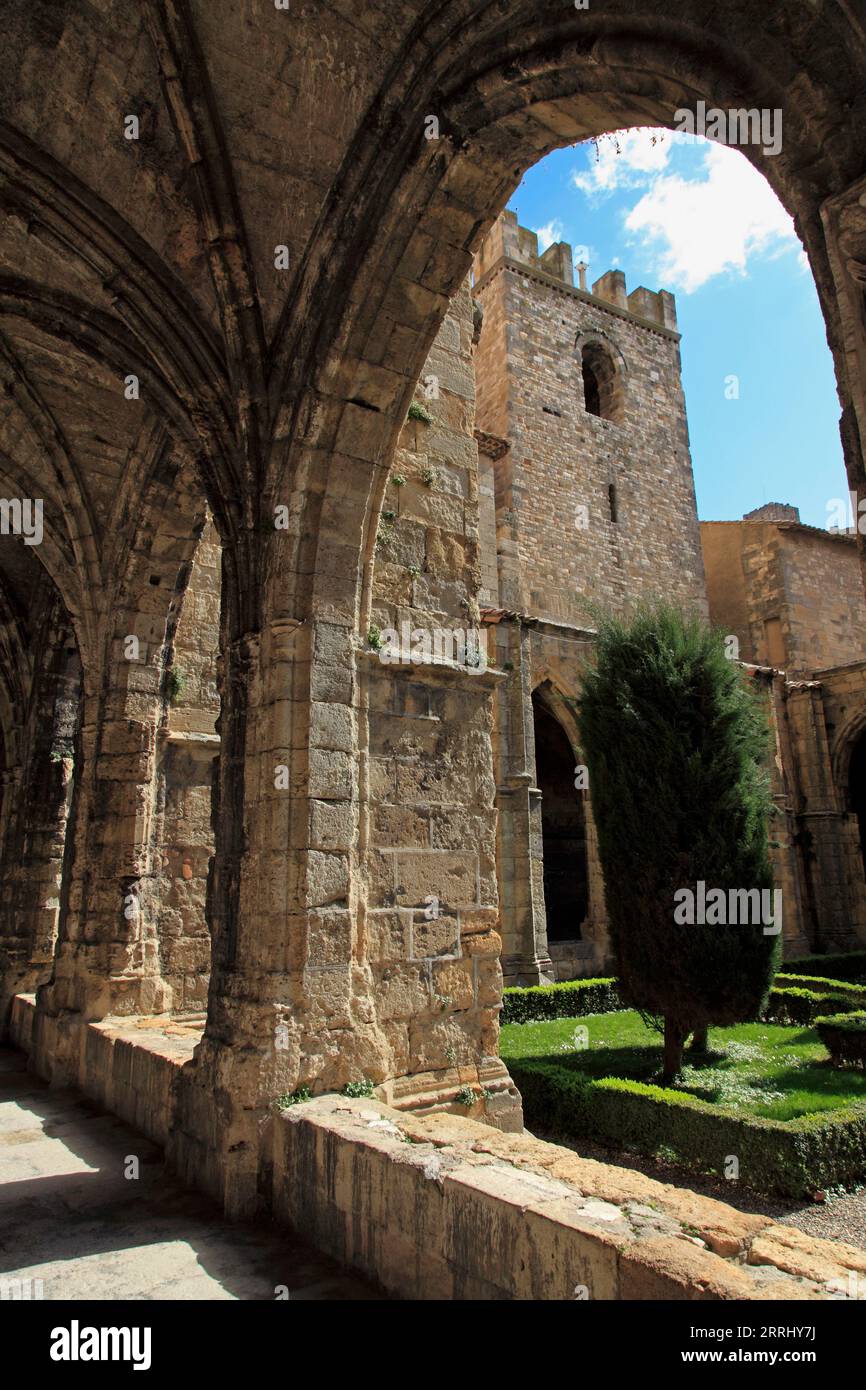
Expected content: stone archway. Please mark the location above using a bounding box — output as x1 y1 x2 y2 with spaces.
848 730 866 882
2 0 866 1217
181 12 866 1209
532 688 588 940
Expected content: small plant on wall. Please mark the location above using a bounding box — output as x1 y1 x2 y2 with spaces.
167 665 187 704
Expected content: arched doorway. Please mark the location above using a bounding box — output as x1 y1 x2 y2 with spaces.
848 729 866 881
532 690 588 942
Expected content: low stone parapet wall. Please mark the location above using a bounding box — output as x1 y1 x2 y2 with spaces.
272 1094 866 1300
9 994 866 1299
10 994 199 1147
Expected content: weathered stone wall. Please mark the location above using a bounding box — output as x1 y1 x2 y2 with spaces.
702 518 866 676
701 515 866 952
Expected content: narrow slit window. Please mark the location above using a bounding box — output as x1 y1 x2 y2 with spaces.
608 483 618 523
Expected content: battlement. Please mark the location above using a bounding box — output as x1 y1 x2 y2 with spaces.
473 210 677 330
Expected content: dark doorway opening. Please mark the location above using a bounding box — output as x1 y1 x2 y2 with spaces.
849 731 866 881
532 692 588 940
582 357 601 416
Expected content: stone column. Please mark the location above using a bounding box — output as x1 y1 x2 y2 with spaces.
783 682 857 952
493 619 554 985
0 640 78 1032
33 641 173 1081
170 611 365 1214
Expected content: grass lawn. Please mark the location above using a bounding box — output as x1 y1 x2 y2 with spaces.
500 1010 866 1122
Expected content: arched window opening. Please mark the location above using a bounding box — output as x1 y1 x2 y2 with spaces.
580 341 622 422
582 358 601 416
532 692 588 941
848 731 866 882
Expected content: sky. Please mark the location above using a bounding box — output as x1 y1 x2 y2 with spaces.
506 129 847 529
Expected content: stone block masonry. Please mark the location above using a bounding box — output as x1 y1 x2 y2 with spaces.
473 210 707 629
272 1093 865 1301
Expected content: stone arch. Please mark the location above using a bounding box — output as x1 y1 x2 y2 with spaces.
531 681 589 941
0 547 82 1025
3 0 864 1214
268 19 864 664
831 705 866 801
530 677 609 974
178 11 866 1206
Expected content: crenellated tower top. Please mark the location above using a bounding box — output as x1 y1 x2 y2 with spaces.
473 209 678 332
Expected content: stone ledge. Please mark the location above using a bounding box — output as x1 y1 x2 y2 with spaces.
11 996 866 1300
273 1095 866 1301
10 994 200 1147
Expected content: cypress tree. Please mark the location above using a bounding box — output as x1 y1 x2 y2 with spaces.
576 605 780 1082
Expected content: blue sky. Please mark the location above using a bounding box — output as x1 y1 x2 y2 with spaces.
506 130 846 528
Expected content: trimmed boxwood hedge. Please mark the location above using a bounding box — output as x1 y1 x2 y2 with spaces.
502 974 863 1027
784 952 866 982
777 973 866 1003
763 985 863 1026
501 977 621 1024
815 1012 866 1070
510 1058 866 1198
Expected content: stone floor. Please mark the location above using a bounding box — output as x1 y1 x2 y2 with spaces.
0 1048 381 1301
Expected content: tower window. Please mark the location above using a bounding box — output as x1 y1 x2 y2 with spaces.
583 359 602 416
579 341 622 421
608 483 618 523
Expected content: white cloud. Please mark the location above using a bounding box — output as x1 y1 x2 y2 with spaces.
534 218 564 252
624 140 799 292
572 129 672 197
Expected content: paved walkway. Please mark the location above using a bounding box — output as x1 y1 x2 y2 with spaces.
0 1048 380 1301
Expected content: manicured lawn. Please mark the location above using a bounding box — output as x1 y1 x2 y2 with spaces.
500 1010 866 1121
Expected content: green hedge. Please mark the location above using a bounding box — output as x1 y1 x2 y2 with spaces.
502 977 621 1024
510 1058 866 1199
763 985 862 1026
502 975 862 1027
784 952 866 982
815 1012 866 1070
777 973 866 1004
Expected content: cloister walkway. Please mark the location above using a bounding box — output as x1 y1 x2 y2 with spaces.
0 1049 380 1302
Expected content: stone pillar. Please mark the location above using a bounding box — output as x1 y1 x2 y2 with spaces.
764 674 812 957
783 682 858 952
169 613 361 1214
172 603 522 1216
493 620 554 984
33 641 173 1080
0 639 78 1032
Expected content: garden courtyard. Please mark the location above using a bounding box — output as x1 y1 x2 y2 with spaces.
502 1012 866 1124
500 979 866 1252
